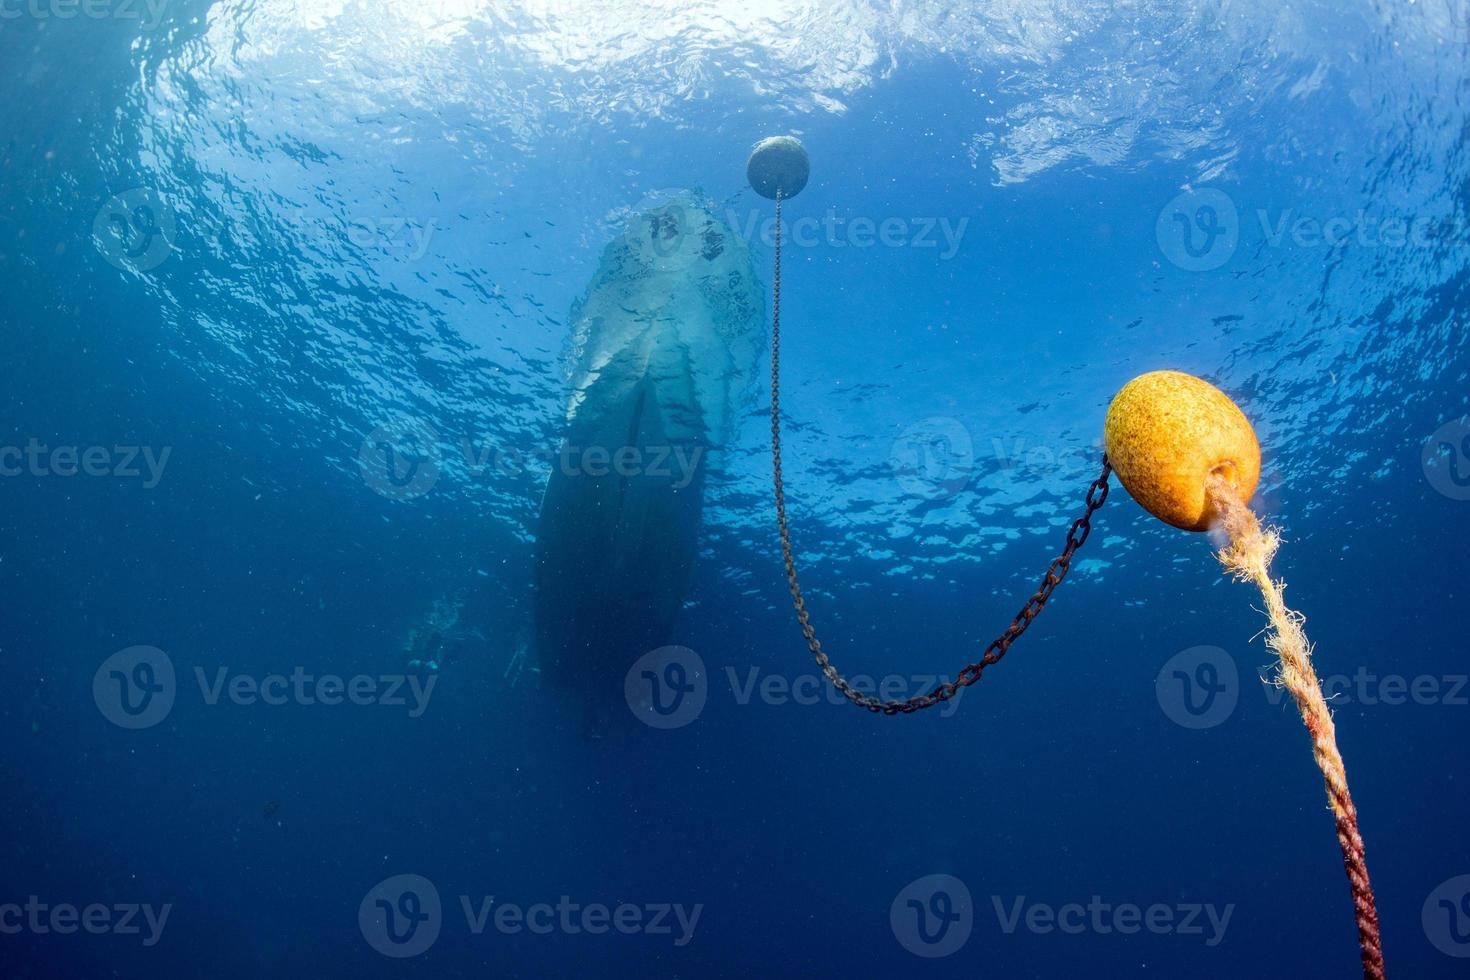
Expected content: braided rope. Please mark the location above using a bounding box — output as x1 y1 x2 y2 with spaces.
1210 479 1386 980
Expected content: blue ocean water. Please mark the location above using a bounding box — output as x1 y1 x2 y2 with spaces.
3 2 1469 977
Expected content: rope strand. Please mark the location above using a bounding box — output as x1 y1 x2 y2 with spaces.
1209 478 1386 980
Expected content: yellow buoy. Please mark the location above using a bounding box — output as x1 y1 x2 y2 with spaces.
1103 370 1260 531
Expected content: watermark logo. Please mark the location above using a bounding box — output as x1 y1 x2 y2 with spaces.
1155 646 1239 730
624 191 706 274
1422 419 1470 501
891 874 973 958
93 646 176 730
358 419 441 501
359 874 442 958
92 188 176 273
1156 188 1239 272
624 646 707 729
1423 875 1470 957
890 416 975 501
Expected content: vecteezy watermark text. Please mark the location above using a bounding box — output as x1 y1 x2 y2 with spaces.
0 0 168 28
358 875 701 958
460 896 701 946
461 441 703 488
93 646 436 729
889 875 1233 958
195 667 435 718
991 895 1233 947
727 209 970 259
0 898 171 946
358 418 705 501
0 440 170 488
724 667 965 717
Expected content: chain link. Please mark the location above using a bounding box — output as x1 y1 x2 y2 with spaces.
769 190 1114 715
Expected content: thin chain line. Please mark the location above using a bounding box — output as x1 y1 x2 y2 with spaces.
769 188 1113 714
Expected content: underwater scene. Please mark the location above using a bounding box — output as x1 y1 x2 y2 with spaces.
2 1 1469 977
